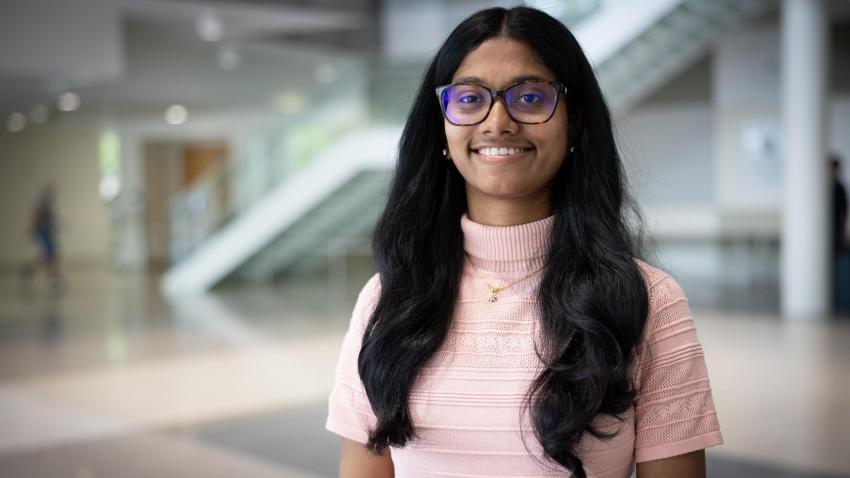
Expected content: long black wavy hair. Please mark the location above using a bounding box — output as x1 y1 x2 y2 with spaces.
358 6 650 477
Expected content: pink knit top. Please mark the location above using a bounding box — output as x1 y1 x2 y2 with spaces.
326 213 723 477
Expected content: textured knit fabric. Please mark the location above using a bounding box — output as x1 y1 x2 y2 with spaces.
326 213 723 477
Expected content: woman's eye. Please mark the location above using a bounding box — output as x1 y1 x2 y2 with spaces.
519 94 541 103
459 95 482 104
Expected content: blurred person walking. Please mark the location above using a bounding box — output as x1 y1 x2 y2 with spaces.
19 182 65 294
832 155 850 314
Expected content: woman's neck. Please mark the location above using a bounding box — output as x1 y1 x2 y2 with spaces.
465 187 552 226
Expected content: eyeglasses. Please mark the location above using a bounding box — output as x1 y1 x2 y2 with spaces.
435 80 567 126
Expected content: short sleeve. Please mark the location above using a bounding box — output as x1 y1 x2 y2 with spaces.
632 263 723 463
325 273 382 445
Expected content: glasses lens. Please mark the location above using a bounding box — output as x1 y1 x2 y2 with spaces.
441 84 490 125
504 82 559 123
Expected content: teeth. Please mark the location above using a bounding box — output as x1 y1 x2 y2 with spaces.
477 147 529 156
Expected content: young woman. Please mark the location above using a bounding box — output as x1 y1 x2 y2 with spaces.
326 6 722 477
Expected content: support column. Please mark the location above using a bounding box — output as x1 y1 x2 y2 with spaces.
111 129 148 271
780 0 830 320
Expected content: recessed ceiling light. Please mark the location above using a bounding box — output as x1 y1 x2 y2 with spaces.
7 112 26 132
57 92 80 112
197 11 224 42
165 105 188 125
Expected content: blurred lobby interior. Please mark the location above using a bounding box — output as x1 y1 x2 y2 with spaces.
1 0 850 476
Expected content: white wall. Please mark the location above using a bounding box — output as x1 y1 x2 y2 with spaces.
617 17 850 237
618 103 713 208
612 15 850 283
0 121 110 269
713 23 783 213
614 52 717 244
710 18 850 237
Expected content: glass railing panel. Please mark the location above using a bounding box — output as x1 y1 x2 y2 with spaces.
168 59 368 263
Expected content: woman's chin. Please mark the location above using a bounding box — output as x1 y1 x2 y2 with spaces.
467 182 537 201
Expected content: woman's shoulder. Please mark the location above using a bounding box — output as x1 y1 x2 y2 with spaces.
358 272 382 299
631 259 695 342
632 257 671 284
350 273 382 324
632 258 688 308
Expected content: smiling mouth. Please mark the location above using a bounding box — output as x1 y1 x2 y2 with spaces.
472 146 534 157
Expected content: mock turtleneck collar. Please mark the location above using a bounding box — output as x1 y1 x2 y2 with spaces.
460 212 553 273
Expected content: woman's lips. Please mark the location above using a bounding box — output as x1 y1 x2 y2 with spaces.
471 147 534 162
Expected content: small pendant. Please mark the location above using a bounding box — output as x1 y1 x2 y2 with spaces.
488 293 497 303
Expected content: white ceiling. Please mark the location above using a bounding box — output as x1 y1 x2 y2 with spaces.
0 0 372 126
4 0 847 132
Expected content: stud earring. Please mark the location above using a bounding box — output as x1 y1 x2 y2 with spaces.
442 148 447 156
569 145 575 153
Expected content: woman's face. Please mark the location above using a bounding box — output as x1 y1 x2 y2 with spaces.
444 37 569 206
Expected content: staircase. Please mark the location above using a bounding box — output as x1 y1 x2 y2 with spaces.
161 127 400 296
233 168 390 283
578 0 772 111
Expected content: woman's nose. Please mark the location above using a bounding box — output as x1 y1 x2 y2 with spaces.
478 96 519 135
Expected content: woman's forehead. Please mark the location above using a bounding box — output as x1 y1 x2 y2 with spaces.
451 37 554 88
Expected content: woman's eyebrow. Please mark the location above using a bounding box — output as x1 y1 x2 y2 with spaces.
453 74 549 86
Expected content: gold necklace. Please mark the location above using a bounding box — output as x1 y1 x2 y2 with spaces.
466 255 545 303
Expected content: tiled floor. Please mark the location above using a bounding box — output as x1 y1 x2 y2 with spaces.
1 267 849 477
